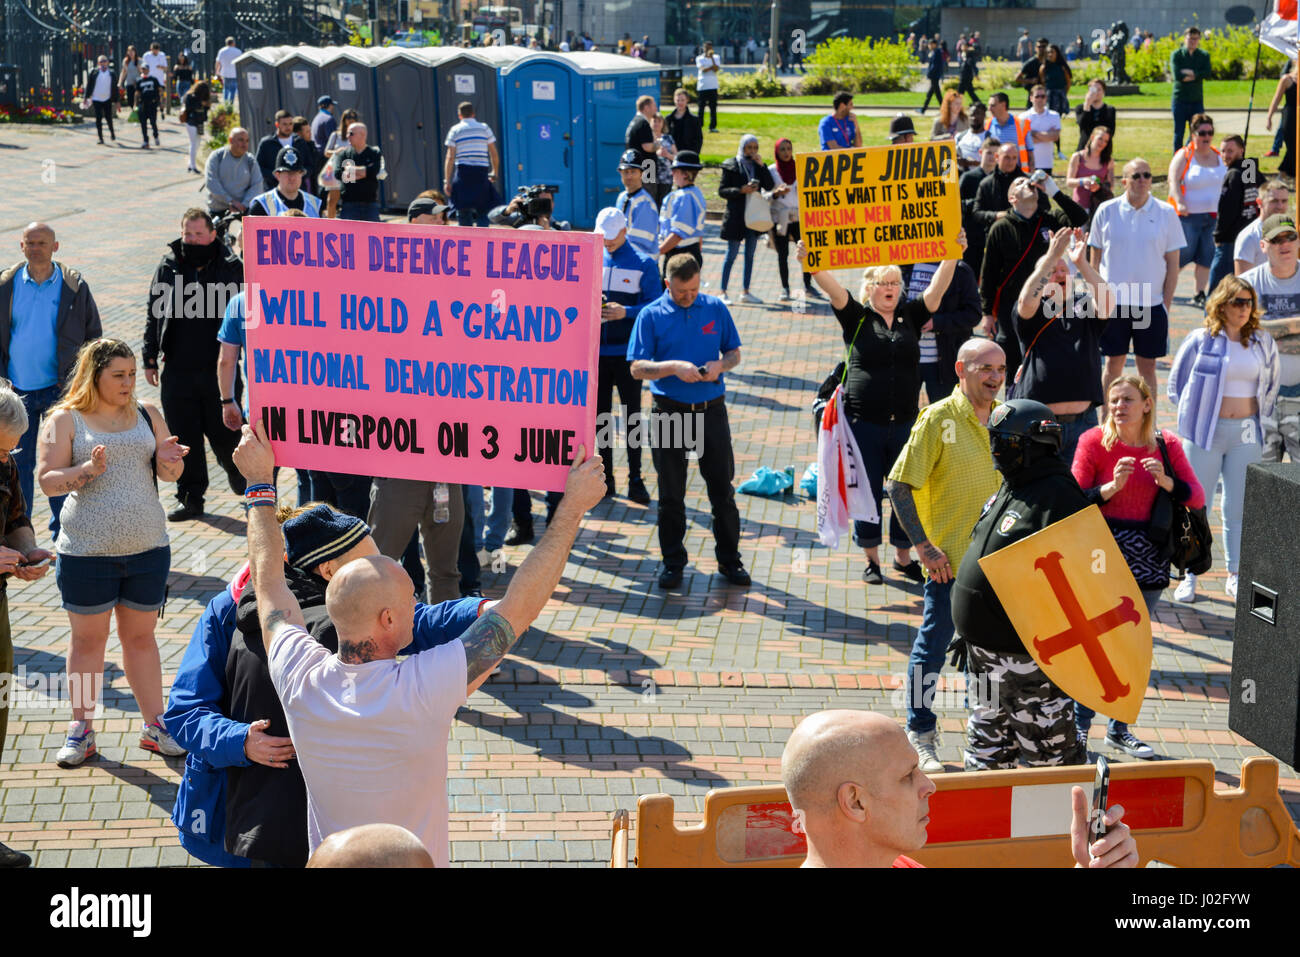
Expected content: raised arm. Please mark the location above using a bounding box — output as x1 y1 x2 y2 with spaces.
233 421 305 638
462 446 606 694
795 239 849 309
921 229 969 313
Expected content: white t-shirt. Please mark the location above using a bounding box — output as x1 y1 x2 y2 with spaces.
1088 193 1186 308
1019 107 1060 170
216 45 243 78
696 54 720 91
142 51 168 76
955 127 988 164
1241 263 1300 387
90 68 114 102
268 624 467 867
1234 218 1268 271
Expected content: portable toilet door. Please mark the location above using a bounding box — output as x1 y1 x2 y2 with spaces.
235 47 290 139
563 52 662 229
500 54 583 226
435 47 532 177
375 48 443 209
276 48 329 121
322 47 382 132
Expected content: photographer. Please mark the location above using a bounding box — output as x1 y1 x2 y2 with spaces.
489 185 562 230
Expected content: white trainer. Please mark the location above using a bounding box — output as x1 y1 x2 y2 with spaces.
738 291 763 304
907 729 945 773
1173 574 1197 603
140 722 186 757
55 721 96 768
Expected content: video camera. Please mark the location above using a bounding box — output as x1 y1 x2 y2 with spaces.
490 183 570 229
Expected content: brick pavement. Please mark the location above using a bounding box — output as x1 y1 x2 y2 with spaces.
0 120 1295 867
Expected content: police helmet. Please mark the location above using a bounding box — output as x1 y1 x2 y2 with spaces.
987 399 1062 451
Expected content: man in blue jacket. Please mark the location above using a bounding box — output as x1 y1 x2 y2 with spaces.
164 505 486 866
595 207 661 505
0 223 102 536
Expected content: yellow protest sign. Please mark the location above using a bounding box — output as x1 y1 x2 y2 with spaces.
795 141 962 272
977 506 1152 724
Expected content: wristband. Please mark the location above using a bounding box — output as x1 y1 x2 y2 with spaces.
243 499 276 512
244 483 276 495
222 397 237 405
245 490 277 502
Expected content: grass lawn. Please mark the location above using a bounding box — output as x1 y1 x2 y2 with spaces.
693 109 1287 211
718 79 1285 112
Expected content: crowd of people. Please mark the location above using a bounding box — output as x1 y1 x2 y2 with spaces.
0 29 1296 868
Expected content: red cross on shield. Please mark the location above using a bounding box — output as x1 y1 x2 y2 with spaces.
977 505 1152 724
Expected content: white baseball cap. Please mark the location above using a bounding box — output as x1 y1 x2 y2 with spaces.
593 207 627 240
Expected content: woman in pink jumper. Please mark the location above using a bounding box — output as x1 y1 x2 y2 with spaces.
1070 374 1205 760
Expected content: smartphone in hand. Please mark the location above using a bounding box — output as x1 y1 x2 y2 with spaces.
1089 755 1110 841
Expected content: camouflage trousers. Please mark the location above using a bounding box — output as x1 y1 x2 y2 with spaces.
1262 395 1300 463
964 644 1087 771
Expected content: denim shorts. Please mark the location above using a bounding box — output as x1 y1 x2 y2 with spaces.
1179 212 1216 269
56 545 171 615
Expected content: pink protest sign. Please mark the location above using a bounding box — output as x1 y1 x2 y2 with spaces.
243 217 602 492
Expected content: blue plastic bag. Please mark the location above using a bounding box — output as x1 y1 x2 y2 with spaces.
738 466 795 497
800 463 817 498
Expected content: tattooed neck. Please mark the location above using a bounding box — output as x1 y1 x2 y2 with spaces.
339 638 381 664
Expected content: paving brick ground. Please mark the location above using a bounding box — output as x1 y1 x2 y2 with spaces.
0 120 1295 867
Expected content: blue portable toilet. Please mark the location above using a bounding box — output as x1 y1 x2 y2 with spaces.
498 53 585 226
235 46 291 139
562 52 661 228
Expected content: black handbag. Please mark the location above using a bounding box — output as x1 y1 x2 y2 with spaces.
1149 434 1213 575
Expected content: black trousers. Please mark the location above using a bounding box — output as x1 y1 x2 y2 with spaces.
160 365 244 506
921 78 943 111
771 222 815 293
650 398 741 570
957 75 982 104
596 354 644 486
139 104 158 141
92 100 115 140
661 243 703 279
698 89 718 131
995 315 1023 387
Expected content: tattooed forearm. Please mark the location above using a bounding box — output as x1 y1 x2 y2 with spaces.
340 638 380 664
46 465 94 494
884 480 930 550
461 611 519 683
264 608 294 632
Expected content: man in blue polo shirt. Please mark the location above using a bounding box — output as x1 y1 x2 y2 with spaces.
614 150 660 259
819 92 862 150
596 207 661 505
628 253 749 590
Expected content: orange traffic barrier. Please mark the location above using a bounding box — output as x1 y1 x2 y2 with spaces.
610 757 1300 868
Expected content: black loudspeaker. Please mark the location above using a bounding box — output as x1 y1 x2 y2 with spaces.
1228 463 1300 769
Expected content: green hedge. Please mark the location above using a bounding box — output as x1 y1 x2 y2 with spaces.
803 35 915 93
681 70 785 100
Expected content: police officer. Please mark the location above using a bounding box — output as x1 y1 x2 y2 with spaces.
657 151 708 277
614 149 661 259
248 147 322 217
595 207 661 504
950 398 1089 770
628 252 748 589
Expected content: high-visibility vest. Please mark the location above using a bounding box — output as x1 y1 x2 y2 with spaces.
1170 142 1222 216
986 115 1033 174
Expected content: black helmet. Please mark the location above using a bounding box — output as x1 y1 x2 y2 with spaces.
987 399 1062 473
